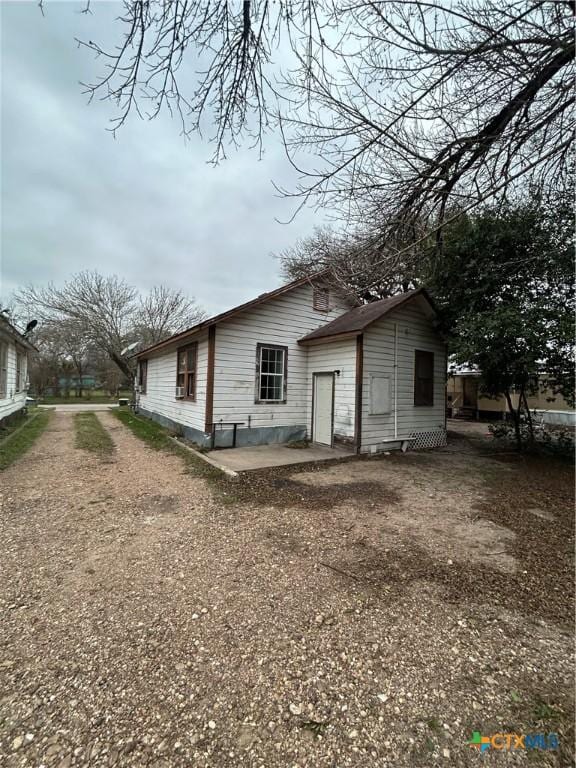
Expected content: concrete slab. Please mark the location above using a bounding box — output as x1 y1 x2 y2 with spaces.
204 443 355 472
38 404 118 412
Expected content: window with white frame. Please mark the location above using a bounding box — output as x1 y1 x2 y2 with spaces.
256 344 287 403
0 342 7 398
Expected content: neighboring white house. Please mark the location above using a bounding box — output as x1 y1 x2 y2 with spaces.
0 315 34 426
135 277 447 452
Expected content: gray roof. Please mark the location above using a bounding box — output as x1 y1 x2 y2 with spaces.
298 288 434 344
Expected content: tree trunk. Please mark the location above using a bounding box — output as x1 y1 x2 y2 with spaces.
520 388 535 444
504 389 522 450
109 350 135 381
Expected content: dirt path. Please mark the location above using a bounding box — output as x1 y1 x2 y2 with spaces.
1 413 573 767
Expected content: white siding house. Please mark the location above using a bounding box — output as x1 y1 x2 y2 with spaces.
0 316 34 426
135 278 447 452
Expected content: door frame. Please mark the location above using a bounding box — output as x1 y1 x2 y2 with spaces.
311 372 335 446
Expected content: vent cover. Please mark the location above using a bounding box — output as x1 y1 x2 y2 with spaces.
313 286 330 312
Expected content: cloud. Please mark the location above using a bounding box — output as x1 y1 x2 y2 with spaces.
0 1 328 315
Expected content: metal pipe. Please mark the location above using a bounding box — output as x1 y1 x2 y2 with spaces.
394 322 398 440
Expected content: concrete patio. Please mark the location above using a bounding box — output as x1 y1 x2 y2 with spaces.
204 442 355 472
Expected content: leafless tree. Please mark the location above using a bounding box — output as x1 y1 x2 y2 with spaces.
70 0 574 231
279 226 421 302
15 271 205 379
134 285 207 348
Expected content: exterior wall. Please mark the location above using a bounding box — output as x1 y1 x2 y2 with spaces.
448 375 575 425
0 342 28 424
361 301 446 452
306 339 357 443
211 283 352 444
137 330 209 437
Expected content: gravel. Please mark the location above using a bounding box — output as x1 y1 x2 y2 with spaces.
0 412 573 767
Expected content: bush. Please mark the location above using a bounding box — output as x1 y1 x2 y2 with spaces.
489 419 575 459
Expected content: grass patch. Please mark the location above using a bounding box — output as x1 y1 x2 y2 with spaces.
74 412 116 458
0 410 51 470
38 389 131 405
112 408 221 478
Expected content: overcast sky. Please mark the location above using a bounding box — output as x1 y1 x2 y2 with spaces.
0 1 328 316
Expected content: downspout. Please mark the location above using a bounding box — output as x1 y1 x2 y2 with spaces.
394 323 398 440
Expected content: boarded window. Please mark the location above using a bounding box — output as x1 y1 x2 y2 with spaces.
138 359 148 394
0 342 7 398
369 375 391 415
414 350 434 406
176 344 197 399
313 286 330 312
256 344 287 402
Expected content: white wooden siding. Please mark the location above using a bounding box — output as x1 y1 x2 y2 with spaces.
306 340 357 440
0 342 27 422
138 331 208 433
212 284 352 430
361 301 446 450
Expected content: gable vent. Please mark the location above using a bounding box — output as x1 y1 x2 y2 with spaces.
313 286 330 312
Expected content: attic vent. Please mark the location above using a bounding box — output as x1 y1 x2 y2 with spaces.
313 286 330 312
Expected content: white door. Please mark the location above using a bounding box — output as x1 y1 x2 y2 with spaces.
313 373 334 445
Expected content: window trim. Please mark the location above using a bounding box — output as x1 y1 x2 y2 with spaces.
414 349 434 407
138 359 148 395
255 343 288 404
15 351 25 393
176 343 198 401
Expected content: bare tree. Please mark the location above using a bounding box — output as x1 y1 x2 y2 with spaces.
15 271 205 379
69 1 574 231
134 285 207 348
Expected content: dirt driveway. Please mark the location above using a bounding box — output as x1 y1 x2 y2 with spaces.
1 413 573 767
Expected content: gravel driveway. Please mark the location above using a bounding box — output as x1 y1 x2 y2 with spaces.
1 412 573 767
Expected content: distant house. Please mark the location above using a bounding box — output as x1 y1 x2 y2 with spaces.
134 277 447 452
447 368 575 426
0 315 35 426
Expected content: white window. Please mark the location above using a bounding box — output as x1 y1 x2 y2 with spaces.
256 344 287 403
0 342 7 398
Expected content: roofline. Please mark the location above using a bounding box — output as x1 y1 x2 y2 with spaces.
136 272 330 358
0 317 37 352
298 287 437 345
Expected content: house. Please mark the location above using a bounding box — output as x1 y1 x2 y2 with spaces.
447 368 575 426
0 315 34 426
134 277 447 452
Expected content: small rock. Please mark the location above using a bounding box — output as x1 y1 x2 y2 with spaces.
192 613 199 620
348 730 358 739
11 736 23 751
443 748 451 758
208 720 216 730
377 693 388 703
289 704 302 715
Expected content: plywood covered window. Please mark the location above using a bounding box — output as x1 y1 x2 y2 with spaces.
176 344 197 400
256 344 287 403
414 350 434 406
313 286 330 312
0 341 7 398
138 359 148 394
